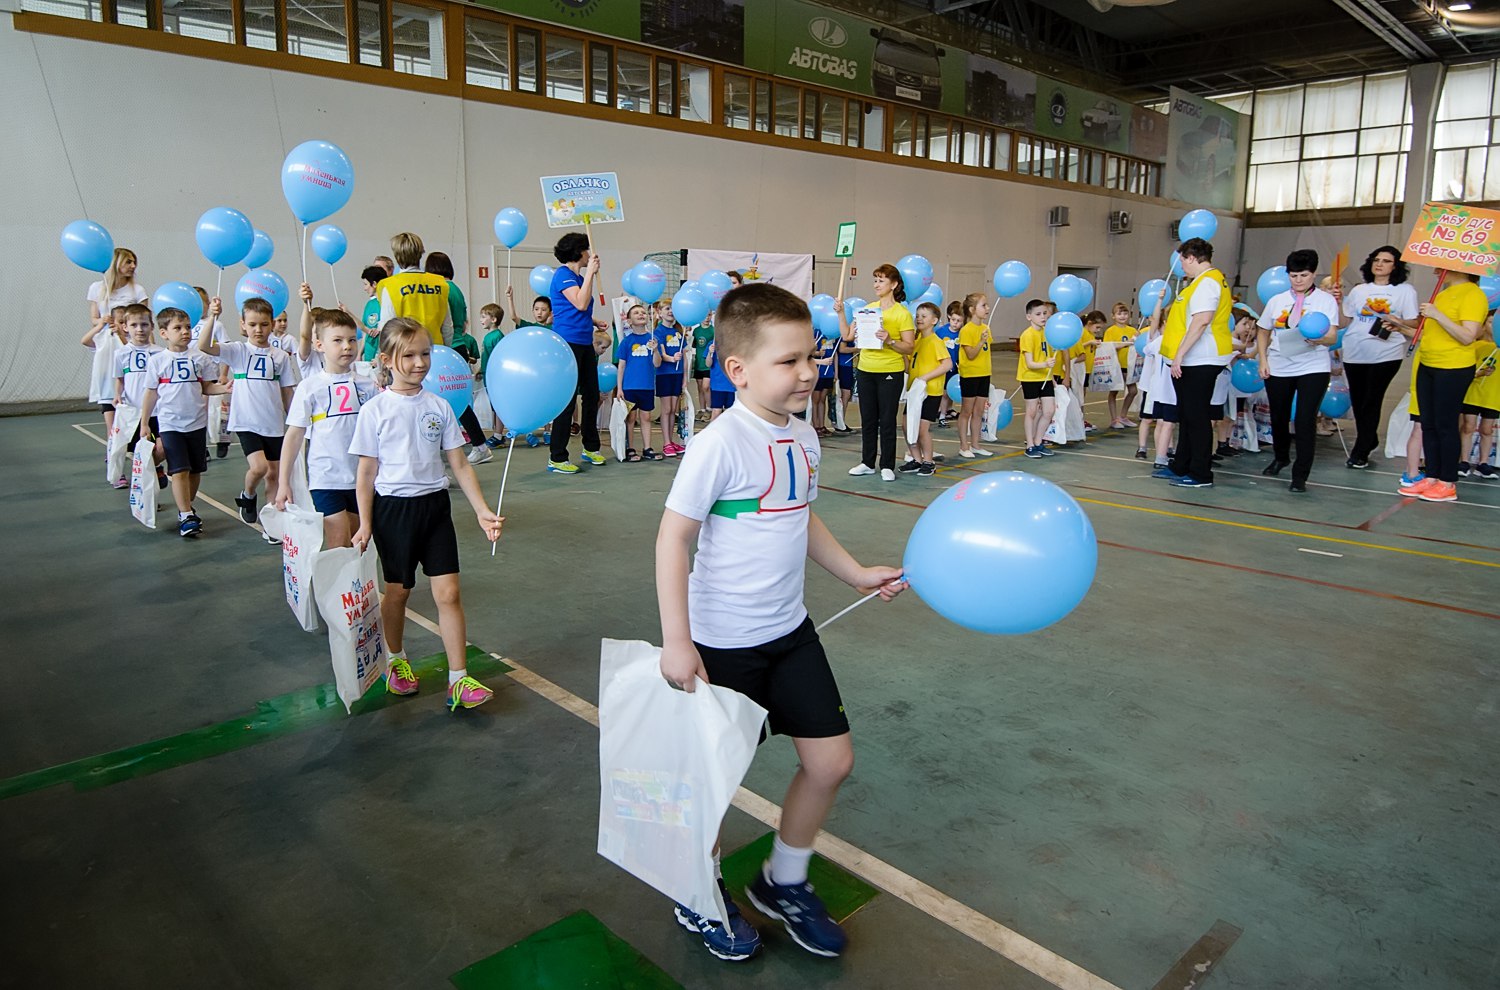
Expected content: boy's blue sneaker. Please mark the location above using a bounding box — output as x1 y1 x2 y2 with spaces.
178 513 202 538
746 864 848 958
484 435 504 449
1024 445 1043 458
525 433 543 448
1170 475 1213 488
674 881 761 962
1039 444 1057 456
1151 466 1182 480
1399 471 1425 489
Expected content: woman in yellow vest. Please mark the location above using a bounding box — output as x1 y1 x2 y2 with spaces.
377 232 453 347
1158 238 1235 488
836 264 916 482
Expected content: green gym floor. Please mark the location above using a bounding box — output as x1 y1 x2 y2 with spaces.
2 373 1498 990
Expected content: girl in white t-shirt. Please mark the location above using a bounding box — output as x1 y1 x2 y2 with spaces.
81 248 147 439
350 318 504 712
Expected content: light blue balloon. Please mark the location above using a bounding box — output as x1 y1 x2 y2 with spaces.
244 229 274 269
529 265 555 296
916 283 944 308
281 140 354 224
814 306 842 339
1179 209 1218 242
1134 332 1149 355
1296 311 1331 340
598 363 619 393
844 296 868 321
902 472 1097 635
672 285 711 327
60 219 114 273
1321 389 1351 418
1044 311 1083 350
493 207 527 249
151 281 204 326
993 397 1014 431
946 376 962 402
620 264 641 297
896 254 934 297
1072 278 1094 314
1479 273 1500 308
1168 251 1186 278
993 260 1030 298
1257 266 1290 305
485 327 579 434
422 344 474 416
235 269 290 318
680 279 702 296
700 270 734 303
1335 327 1346 351
633 260 667 304
1230 359 1261 394
1048 274 1087 314
195 207 253 268
1138 278 1173 314
809 293 836 314
310 224 347 266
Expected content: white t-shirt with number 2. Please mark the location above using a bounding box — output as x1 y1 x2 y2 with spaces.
285 371 378 490
664 402 821 649
220 341 292 436
348 389 465 497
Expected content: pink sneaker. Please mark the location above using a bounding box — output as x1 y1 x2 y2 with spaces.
111 478 128 489
448 675 493 711
664 442 683 457
385 657 420 696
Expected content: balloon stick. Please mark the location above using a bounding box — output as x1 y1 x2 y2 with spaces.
299 223 309 286
329 263 341 308
216 267 223 302
490 435 514 557
816 584 897 633
506 247 513 295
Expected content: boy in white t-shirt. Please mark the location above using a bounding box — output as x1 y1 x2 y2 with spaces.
113 304 166 490
293 282 328 382
198 296 295 534
656 284 905 963
276 306 375 549
139 308 222 538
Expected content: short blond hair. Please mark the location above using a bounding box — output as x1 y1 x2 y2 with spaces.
390 233 424 271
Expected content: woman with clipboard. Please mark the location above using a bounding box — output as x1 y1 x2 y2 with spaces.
835 264 916 482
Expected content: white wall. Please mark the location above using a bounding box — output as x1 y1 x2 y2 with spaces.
2 22 1241 406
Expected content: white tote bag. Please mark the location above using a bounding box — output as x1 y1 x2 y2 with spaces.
472 387 494 431
107 404 142 484
1089 346 1124 393
260 504 324 633
609 397 629 461
903 380 925 446
1384 393 1414 460
129 438 157 529
680 389 696 446
597 638 767 925
981 385 1002 441
313 547 389 713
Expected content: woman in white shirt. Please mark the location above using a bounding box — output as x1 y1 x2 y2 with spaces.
1340 246 1420 469
80 248 148 442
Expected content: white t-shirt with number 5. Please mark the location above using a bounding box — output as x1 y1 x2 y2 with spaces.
664 402 821 649
348 389 465 497
220 342 293 436
286 371 378 490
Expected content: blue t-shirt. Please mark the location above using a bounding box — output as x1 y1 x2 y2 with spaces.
656 324 685 374
620 331 658 390
937 324 960 358
816 336 836 380
549 265 593 346
837 344 854 369
709 348 735 393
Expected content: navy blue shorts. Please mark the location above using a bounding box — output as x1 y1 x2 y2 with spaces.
815 377 834 391
711 389 735 410
311 488 359 515
161 428 208 476
623 389 655 411
655 373 683 398
837 366 854 390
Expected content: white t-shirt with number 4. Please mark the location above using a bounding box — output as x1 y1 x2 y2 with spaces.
286 372 378 490
143 350 219 432
664 402 821 649
348 389 465 497
221 342 293 436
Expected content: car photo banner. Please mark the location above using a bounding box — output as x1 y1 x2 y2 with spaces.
1163 86 1250 211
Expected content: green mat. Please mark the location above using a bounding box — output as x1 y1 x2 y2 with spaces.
720 831 880 922
450 911 682 990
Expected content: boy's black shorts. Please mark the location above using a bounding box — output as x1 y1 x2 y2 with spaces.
239 432 285 461
161 428 208 475
695 616 849 740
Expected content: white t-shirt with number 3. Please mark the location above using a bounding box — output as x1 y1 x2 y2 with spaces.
348 389 465 497
221 341 293 436
286 371 378 490
664 402 821 649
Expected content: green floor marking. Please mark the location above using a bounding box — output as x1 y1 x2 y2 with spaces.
0 646 511 801
450 910 682 990
720 832 880 922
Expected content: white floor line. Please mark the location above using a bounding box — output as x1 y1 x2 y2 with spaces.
69 420 1125 990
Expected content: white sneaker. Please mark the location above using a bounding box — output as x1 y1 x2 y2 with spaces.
467 445 493 465
848 463 875 476
957 449 977 459
880 468 896 482
972 447 993 457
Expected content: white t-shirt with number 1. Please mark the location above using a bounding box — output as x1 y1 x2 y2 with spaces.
286 371 378 490
664 402 821 649
348 389 465 497
221 341 293 436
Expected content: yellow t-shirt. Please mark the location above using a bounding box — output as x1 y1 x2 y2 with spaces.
957 322 991 378
1070 329 1099 374
1417 281 1488 370
909 332 950 396
1102 325 1135 376
1016 327 1051 383
1465 344 1500 411
856 303 915 374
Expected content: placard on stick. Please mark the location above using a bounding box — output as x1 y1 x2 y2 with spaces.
1403 202 1500 277
540 172 626 229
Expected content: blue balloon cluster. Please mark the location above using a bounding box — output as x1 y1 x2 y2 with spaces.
627 261 667 304
1048 274 1091 314
843 296 868 321
485 327 579 434
421 344 474 415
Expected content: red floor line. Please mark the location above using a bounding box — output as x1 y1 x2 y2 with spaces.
1357 499 1412 532
818 484 1500 621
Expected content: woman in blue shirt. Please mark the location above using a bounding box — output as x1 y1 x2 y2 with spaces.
546 232 609 474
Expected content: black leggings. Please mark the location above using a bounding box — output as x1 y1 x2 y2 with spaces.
1264 372 1330 485
856 368 905 471
1343 360 1402 463
1415 363 1476 483
550 341 601 462
1167 365 1221 482
458 406 485 447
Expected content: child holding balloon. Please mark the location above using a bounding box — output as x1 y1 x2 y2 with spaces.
616 304 662 460
655 303 687 457
938 302 963 424
656 283 905 963
350 318 503 711
1017 299 1057 457
908 301 953 475
956 293 993 458
138 308 220 538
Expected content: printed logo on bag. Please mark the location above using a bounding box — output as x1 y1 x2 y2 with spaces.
421 412 443 442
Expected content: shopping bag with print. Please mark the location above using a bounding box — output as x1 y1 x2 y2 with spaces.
1089 346 1124 393
1384 393 1414 460
128 437 156 530
903 379 925 446
107 403 142 485
1064 385 1087 440
1044 385 1072 445
313 547 388 713
260 503 324 633
206 392 228 445
597 638 767 925
680 389 696 446
1123 344 1141 386
981 385 1003 441
609 397 629 461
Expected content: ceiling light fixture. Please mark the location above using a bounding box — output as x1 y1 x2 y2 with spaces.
1448 2 1472 10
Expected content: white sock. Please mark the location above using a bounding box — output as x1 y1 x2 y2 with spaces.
389 649 406 661
448 667 467 687
769 836 813 886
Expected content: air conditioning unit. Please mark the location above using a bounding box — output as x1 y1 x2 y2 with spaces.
1108 210 1132 235
1047 206 1070 228
1169 220 1181 240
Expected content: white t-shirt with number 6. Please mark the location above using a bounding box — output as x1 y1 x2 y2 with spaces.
286 371 378 490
